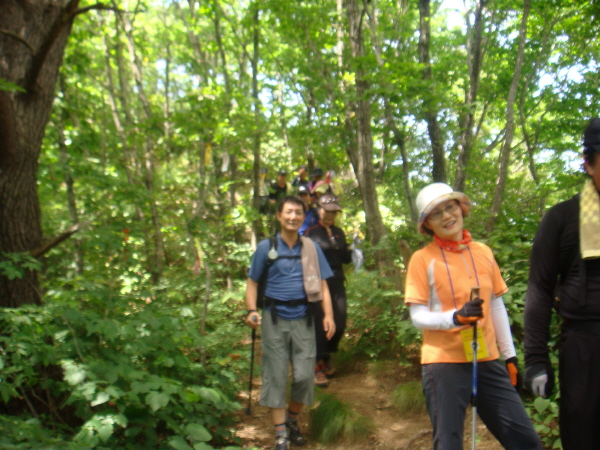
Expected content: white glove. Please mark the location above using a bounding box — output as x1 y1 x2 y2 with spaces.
531 373 548 398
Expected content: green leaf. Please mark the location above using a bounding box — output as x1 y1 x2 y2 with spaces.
533 397 550 414
168 436 194 450
96 418 114 442
62 360 87 385
185 423 212 442
91 392 110 407
193 443 214 450
146 391 170 411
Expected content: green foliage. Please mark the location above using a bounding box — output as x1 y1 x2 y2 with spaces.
0 416 86 449
392 381 426 416
0 78 25 92
345 269 420 361
528 394 561 449
310 393 374 444
0 287 248 449
0 253 41 280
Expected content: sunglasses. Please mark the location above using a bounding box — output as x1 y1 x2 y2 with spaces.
319 196 340 205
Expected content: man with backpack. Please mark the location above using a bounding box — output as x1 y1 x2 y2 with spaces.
245 196 335 450
525 118 600 450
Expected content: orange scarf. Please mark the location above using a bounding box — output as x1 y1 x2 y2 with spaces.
434 229 472 253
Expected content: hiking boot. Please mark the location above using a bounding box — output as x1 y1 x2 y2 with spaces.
314 365 328 387
286 421 307 446
274 434 290 450
323 361 335 378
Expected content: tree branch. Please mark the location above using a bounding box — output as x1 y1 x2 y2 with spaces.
72 3 123 18
0 29 34 52
30 220 90 258
25 0 81 92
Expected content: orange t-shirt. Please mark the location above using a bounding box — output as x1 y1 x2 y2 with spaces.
405 241 508 364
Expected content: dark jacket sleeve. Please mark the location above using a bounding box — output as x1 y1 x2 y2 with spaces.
338 227 352 265
524 201 568 368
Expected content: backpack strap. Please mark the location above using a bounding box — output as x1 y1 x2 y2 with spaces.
257 235 278 310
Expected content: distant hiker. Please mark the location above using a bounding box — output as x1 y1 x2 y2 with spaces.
245 196 336 450
524 118 600 450
291 165 309 190
269 169 290 205
308 167 324 192
310 179 330 206
297 185 318 236
305 194 352 387
259 167 271 215
405 183 541 450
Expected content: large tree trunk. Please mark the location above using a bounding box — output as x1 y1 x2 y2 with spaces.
344 0 386 246
0 0 81 307
418 0 446 183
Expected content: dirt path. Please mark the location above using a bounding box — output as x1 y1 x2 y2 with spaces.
234 340 504 450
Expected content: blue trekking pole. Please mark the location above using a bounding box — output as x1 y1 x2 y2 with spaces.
471 287 480 450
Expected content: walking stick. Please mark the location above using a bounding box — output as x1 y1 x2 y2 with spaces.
246 316 258 415
471 287 480 450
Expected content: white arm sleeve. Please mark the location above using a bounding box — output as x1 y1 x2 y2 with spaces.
409 303 457 330
490 295 516 360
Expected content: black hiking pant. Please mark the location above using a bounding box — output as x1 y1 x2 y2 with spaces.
559 323 600 450
314 277 346 362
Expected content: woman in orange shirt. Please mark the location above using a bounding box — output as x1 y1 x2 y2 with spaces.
405 183 541 450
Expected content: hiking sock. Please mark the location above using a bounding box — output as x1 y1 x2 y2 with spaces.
286 410 298 424
274 423 287 438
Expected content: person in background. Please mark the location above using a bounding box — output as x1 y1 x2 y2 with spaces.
297 185 318 236
524 118 600 450
305 194 352 387
269 169 290 205
308 167 324 192
405 182 541 450
292 165 309 190
259 167 270 215
310 179 330 207
245 196 335 450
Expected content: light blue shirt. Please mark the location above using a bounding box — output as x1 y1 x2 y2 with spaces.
248 234 333 320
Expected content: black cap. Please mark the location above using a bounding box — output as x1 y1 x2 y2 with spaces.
297 185 309 195
583 118 600 154
278 169 287 176
310 167 324 178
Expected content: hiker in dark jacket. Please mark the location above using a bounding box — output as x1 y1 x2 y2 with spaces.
525 118 600 450
305 194 351 386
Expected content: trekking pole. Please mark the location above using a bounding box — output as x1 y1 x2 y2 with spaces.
246 315 258 415
470 287 480 450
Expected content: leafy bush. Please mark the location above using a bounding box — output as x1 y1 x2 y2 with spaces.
345 269 420 361
0 288 248 449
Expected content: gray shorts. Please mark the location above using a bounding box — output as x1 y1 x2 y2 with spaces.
259 315 316 409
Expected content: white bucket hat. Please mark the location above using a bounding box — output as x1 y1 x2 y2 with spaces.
416 183 471 235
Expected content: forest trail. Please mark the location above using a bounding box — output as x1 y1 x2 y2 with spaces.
234 337 504 450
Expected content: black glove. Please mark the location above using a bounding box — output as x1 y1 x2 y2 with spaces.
524 361 555 398
505 356 523 394
453 298 484 326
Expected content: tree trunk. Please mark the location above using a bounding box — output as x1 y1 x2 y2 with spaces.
56 96 84 275
0 0 82 307
250 1 262 242
454 0 487 192
344 0 386 246
418 0 446 183
485 0 531 235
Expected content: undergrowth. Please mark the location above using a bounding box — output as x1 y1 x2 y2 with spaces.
310 392 374 444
